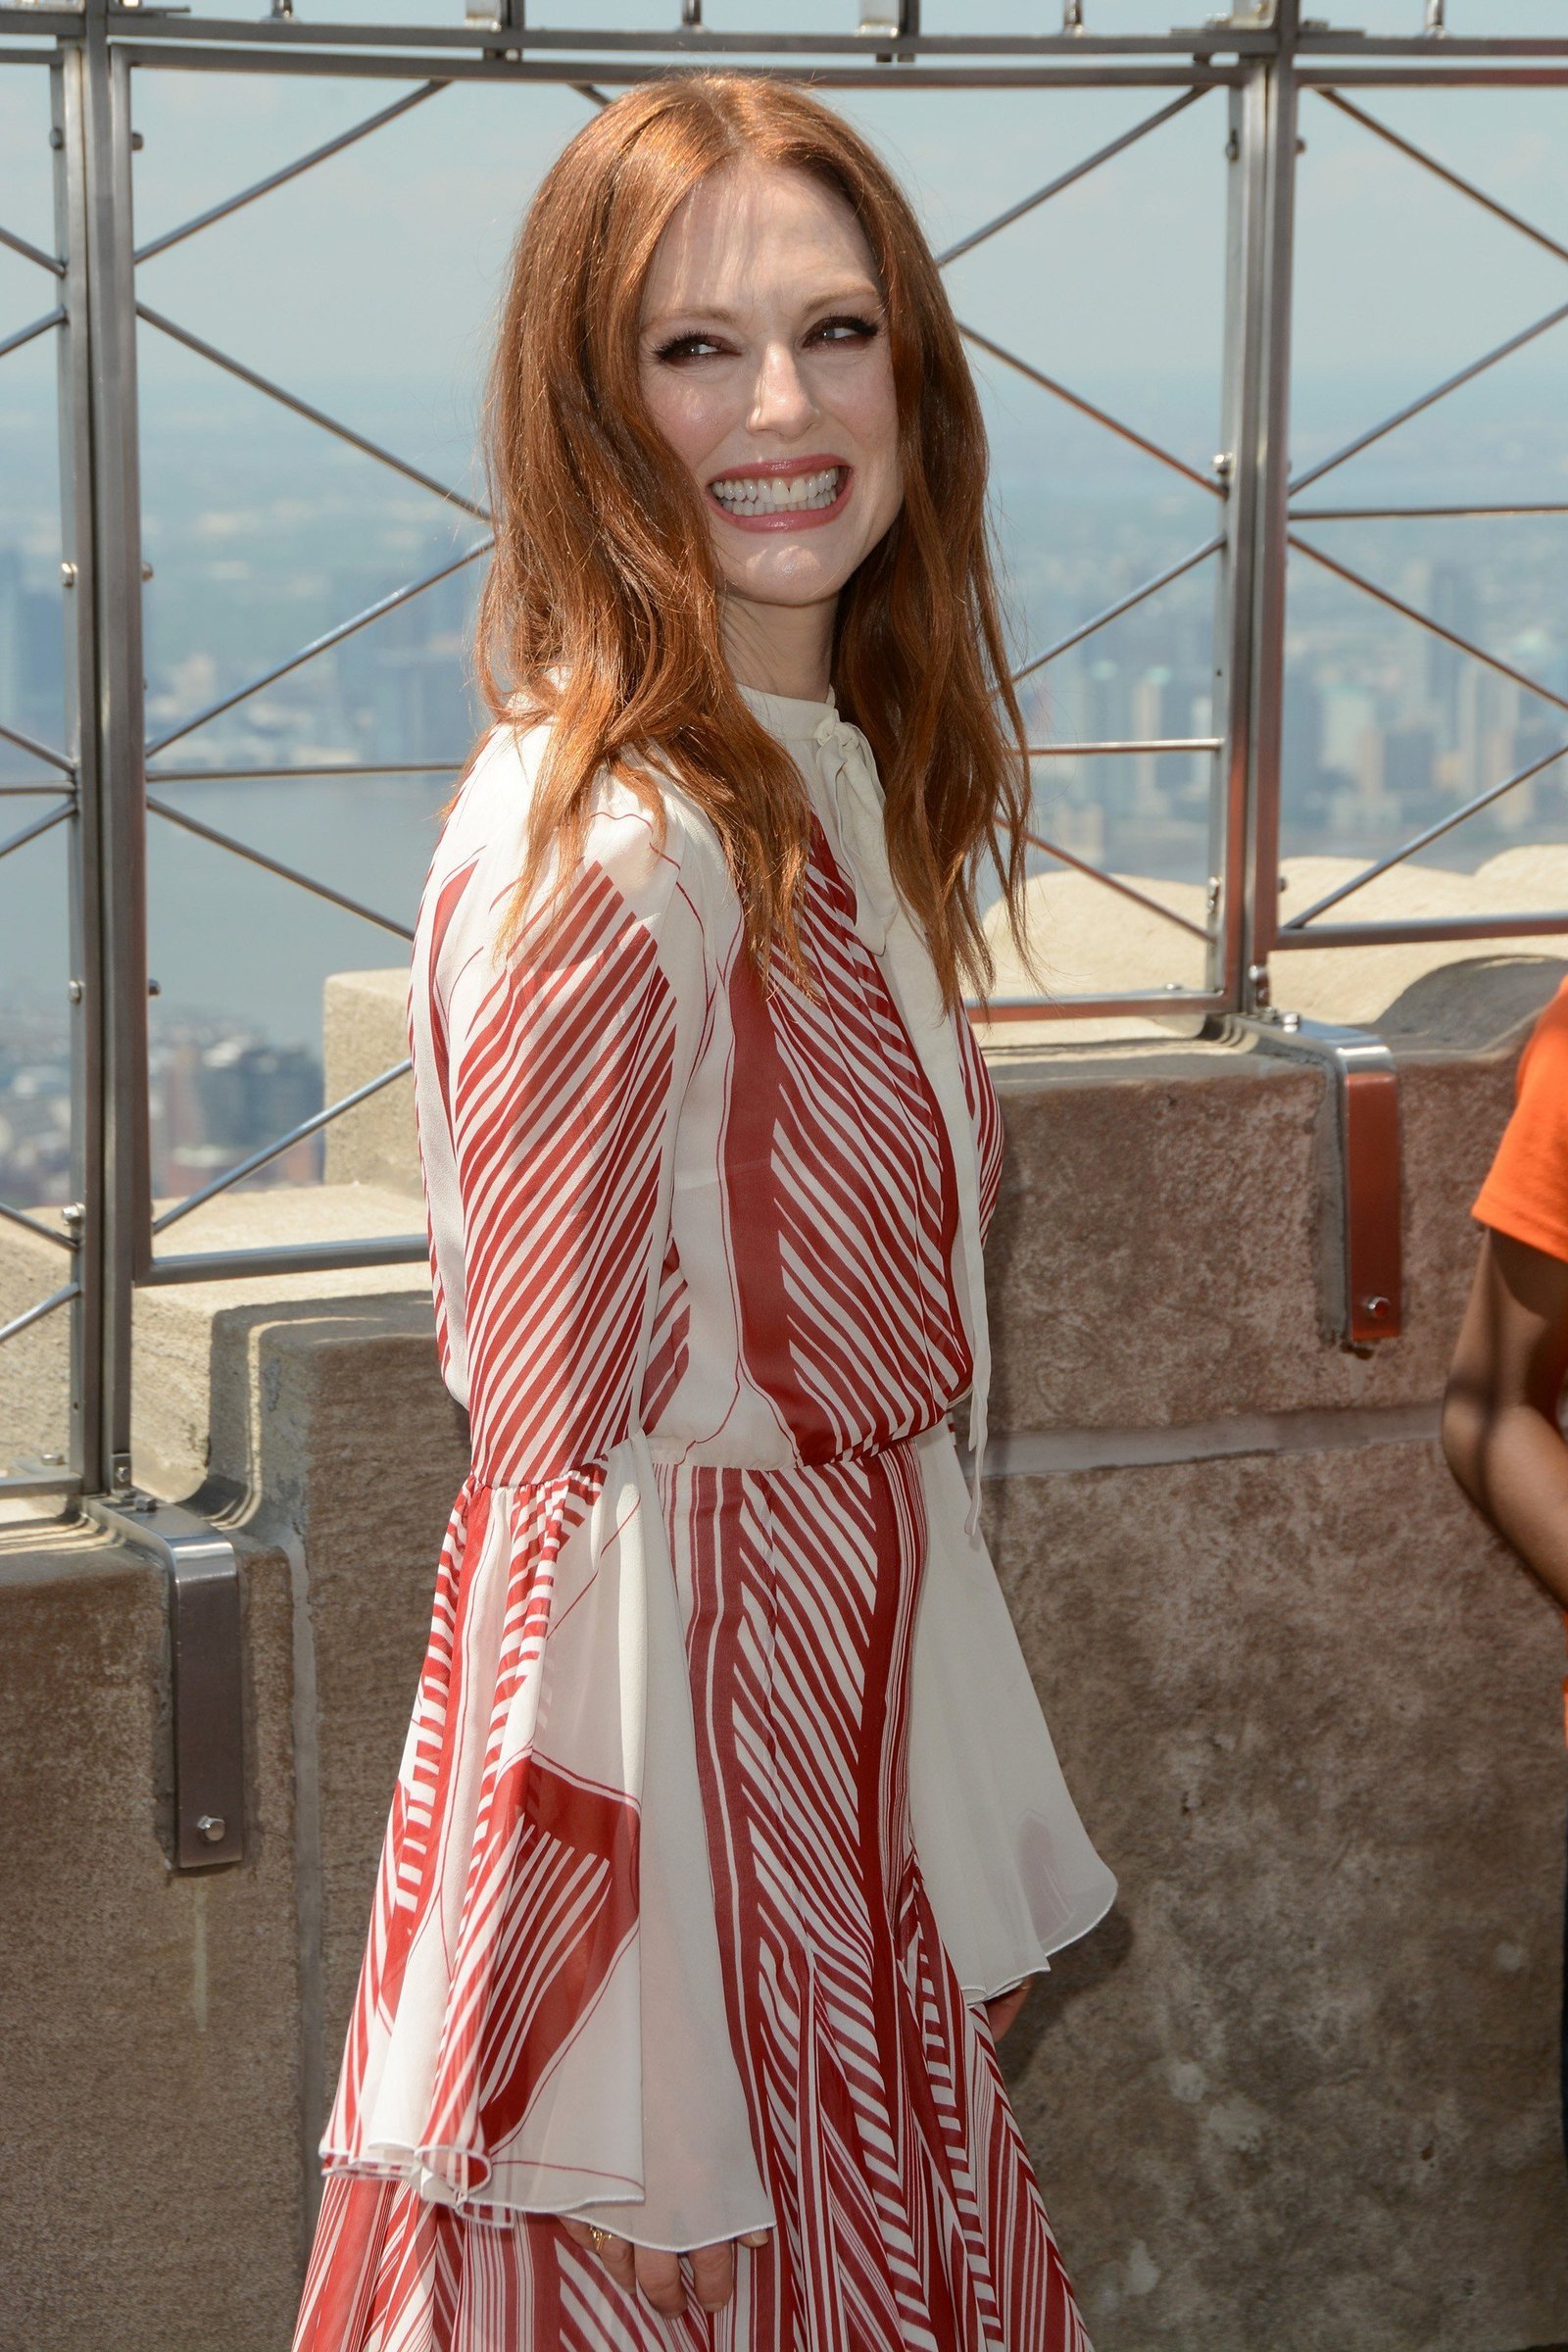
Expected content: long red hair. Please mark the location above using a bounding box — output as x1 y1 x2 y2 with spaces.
476 74 1030 1008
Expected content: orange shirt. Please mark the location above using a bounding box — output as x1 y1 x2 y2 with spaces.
1471 977 1568 1738
1473 978 1568 1264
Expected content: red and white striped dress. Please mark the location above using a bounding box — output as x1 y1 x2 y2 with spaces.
295 685 1114 2352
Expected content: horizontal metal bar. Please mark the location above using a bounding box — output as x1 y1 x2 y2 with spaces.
978 989 1227 1024
1313 89 1568 272
958 320 1221 498
97 17 1269 58
137 304 488 520
0 221 64 276
0 305 64 363
1029 737 1221 757
1273 911 1568 951
0 799 72 860
145 536 492 757
1281 735 1568 931
0 779 81 795
151 1056 415 1235
146 794 416 939
134 80 446 263
1289 292 1568 497
1011 533 1225 687
0 718 74 776
107 47 1240 90
143 1235 427 1285
0 1469 82 1501
1298 67 1568 88
0 1281 79 1348
0 1198 75 1250
147 760 463 783
936 87 1203 269
1288 532 1568 717
1290 502 1568 520
1024 829 1209 941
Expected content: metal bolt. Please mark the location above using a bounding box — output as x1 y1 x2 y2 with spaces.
1212 452 1235 480
60 561 77 587
130 129 144 149
1248 960 1271 1011
67 977 83 1003
1361 1295 1392 1322
1423 0 1446 34
61 1200 85 1230
1279 1010 1300 1034
141 562 154 582
50 127 64 151
1205 876 1221 919
196 1815 227 1845
1062 0 1085 30
148 977 162 997
1225 129 1239 163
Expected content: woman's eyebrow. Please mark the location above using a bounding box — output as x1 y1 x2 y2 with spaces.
642 284 885 334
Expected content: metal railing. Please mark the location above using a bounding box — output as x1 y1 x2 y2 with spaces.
1 0 1566 1505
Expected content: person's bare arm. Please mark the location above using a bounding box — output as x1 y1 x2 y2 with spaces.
1442 1229 1568 1606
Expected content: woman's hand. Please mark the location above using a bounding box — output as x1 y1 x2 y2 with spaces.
983 1979 1033 2043
560 2220 770 2316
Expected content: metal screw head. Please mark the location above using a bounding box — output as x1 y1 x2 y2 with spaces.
1279 1010 1301 1033
61 1200 85 1230
1361 1295 1393 1323
60 561 77 587
1212 452 1235 480
196 1815 227 1845
67 977 83 1003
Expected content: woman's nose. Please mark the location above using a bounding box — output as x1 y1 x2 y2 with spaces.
747 341 816 438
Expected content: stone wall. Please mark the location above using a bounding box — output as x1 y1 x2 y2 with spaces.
4 951 1568 2350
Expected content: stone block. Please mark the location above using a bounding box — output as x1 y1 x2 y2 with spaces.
0 1208 74 1475
985 956 1564 1435
0 1521 304 2352
322 966 418 1196
985 1440 1568 2351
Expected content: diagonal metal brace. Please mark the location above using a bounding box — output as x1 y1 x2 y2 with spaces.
1206 1014 1403 1351
85 1495 246 1872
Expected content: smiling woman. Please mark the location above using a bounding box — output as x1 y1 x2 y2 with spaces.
292 74 1114 2352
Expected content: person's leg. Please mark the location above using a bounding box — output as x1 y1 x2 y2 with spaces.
1561 1794 1568 2169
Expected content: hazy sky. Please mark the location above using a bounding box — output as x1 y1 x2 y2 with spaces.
3 0 1567 488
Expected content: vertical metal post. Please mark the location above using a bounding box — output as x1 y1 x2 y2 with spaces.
52 46 103 1494
78 0 151 1494
1239 0 1299 1004
1209 66 1269 1005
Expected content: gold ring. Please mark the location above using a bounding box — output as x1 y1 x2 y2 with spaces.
587 2225 612 2255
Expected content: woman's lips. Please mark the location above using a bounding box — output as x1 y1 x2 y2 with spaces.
705 461 854 533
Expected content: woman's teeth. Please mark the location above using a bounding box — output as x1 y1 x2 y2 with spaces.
710 466 844 515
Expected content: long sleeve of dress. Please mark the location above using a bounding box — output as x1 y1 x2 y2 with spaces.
320 726 772 2250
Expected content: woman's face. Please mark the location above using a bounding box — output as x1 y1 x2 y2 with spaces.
637 160 903 629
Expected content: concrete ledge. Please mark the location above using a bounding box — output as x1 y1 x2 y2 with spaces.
0 1519 304 2351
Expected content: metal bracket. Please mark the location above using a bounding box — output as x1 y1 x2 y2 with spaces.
84 1494 246 1871
1206 1013 1403 1351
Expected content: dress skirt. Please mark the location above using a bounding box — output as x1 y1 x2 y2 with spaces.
294 1443 1092 2352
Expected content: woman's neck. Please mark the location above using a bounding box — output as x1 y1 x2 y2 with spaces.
720 589 835 704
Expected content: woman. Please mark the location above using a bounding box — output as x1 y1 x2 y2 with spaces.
295 74 1114 2352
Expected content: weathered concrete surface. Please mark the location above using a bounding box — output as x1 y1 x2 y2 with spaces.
322 967 418 1197
986 956 1566 1434
220 1301 469 2097
0 1205 73 1475
128 1180 428 1499
986 1443 1568 2351
0 1520 304 2352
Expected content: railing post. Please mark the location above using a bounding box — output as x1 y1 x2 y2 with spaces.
77 0 150 1494
51 40 102 1497
1240 0 1299 1008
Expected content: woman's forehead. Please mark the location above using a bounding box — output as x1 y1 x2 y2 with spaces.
641 161 880 319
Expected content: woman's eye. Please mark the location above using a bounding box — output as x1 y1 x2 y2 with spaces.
809 315 881 347
654 333 727 363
